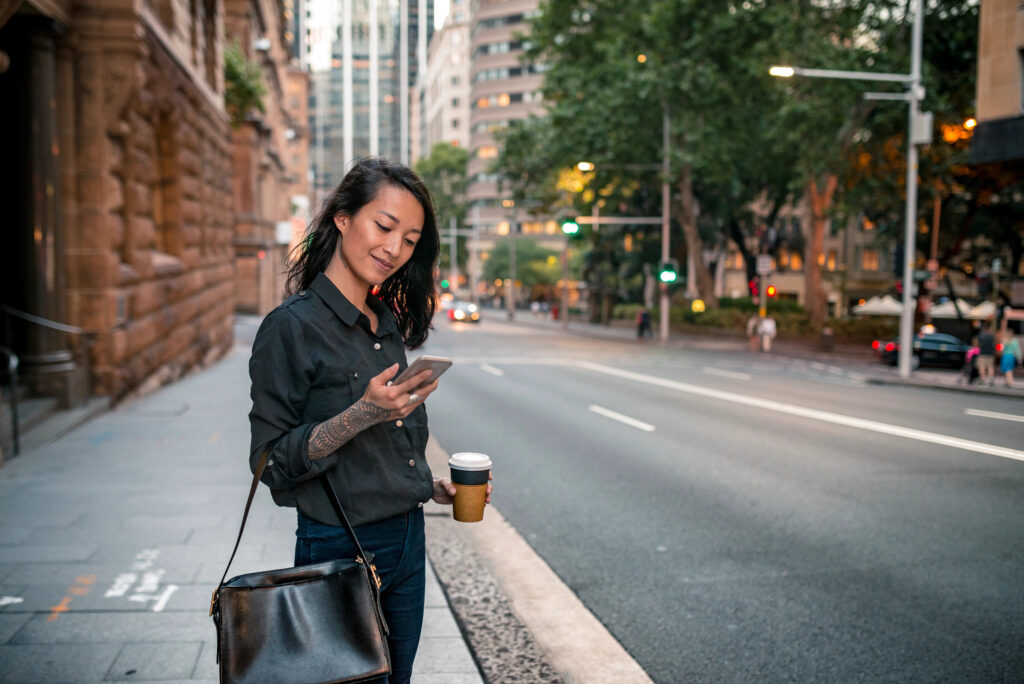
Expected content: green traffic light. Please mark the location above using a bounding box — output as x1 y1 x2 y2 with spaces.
441 279 450 288
659 270 677 283
562 221 580 235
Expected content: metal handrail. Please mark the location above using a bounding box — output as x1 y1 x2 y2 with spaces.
0 346 19 456
0 304 100 336
0 306 98 458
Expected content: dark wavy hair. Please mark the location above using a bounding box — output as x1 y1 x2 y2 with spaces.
286 157 439 349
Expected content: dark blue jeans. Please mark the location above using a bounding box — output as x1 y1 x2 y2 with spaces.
295 507 426 684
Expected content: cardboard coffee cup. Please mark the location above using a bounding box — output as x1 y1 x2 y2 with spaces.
448 452 491 522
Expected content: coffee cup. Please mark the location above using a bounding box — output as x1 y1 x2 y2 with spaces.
448 452 491 522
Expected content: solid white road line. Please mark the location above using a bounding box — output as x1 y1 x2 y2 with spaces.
576 361 1024 463
480 363 505 377
965 408 1024 423
588 404 656 432
703 367 752 381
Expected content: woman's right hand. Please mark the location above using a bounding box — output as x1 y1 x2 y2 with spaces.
360 363 439 420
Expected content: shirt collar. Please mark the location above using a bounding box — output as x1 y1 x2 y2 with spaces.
309 272 399 338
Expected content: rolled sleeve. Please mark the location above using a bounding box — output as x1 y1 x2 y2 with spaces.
248 309 337 488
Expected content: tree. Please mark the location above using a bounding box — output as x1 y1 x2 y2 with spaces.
414 143 469 274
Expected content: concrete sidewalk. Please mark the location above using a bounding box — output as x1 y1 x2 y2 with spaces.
0 342 482 683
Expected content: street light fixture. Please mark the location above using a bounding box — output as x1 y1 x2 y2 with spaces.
572 137 673 343
768 1 926 379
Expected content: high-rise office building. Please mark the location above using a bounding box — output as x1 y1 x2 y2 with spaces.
422 0 471 152
466 0 549 236
305 0 433 200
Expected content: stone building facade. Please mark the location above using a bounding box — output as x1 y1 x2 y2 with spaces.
226 0 310 315
1 0 235 402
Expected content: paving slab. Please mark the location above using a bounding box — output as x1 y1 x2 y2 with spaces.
0 643 122 682
104 642 203 681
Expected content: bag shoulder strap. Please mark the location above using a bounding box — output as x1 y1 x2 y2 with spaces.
210 450 372 616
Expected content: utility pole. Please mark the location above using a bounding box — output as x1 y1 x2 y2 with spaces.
660 105 671 342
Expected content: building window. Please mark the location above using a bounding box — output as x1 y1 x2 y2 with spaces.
451 97 460 107
790 251 803 270
826 249 837 271
451 119 459 128
862 216 876 231
451 76 460 86
861 248 880 271
477 146 498 159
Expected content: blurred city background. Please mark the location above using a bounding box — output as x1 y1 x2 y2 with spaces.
0 1 1022 682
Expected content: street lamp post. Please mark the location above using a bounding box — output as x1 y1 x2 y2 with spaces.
770 1 926 378
575 113 673 343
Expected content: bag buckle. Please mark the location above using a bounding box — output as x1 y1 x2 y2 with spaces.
356 557 382 589
209 589 219 617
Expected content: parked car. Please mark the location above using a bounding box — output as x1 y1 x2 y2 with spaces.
872 332 972 368
446 301 480 323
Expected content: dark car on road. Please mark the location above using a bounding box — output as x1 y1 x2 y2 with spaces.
446 301 480 323
872 331 972 368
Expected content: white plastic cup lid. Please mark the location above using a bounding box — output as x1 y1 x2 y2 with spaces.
448 452 492 470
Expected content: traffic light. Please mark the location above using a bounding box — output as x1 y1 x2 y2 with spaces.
766 285 777 298
658 259 679 283
440 278 450 289
561 219 580 235
748 275 760 297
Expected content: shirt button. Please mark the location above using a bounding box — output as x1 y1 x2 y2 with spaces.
374 342 381 350
418 501 424 508
396 420 403 427
267 459 274 467
408 459 416 467
353 372 359 379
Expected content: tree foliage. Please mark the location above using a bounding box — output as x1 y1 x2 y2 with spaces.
414 143 470 272
494 1 994 323
224 42 266 128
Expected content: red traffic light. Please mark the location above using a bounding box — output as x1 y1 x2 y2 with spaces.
766 285 777 297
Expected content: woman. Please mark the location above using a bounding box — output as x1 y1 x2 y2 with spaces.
1000 329 1020 388
248 157 491 683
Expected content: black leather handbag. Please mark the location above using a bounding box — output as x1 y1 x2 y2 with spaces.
210 451 391 683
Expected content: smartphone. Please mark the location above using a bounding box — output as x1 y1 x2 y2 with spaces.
393 355 453 388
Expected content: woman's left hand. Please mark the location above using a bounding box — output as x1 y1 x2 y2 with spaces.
431 473 493 506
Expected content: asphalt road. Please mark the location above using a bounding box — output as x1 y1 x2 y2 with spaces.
418 315 1024 683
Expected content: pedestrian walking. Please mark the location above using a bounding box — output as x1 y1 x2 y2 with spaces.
248 157 492 684
747 314 761 351
976 324 996 385
759 314 777 352
999 329 1020 388
636 307 653 339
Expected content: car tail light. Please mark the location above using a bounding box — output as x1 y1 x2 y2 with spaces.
884 342 897 352
447 310 455 320
997 343 1004 352
872 340 880 350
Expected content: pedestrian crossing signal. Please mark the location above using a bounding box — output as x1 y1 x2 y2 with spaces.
659 259 679 283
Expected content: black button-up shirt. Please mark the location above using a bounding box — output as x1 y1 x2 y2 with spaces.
248 272 433 527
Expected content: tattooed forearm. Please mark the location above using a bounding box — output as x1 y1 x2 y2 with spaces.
308 400 392 459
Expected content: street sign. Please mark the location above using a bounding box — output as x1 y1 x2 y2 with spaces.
756 254 772 275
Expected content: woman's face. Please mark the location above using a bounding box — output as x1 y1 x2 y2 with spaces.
334 183 425 288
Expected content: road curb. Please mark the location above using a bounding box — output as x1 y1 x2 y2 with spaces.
425 437 653 684
865 375 1024 398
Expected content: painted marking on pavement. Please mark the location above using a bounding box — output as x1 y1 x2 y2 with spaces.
576 361 1024 463
0 596 24 607
588 404 656 432
104 549 179 611
48 575 95 621
965 408 1024 423
480 364 505 377
703 367 751 381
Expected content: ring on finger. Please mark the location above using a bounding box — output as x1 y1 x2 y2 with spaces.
407 393 421 405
